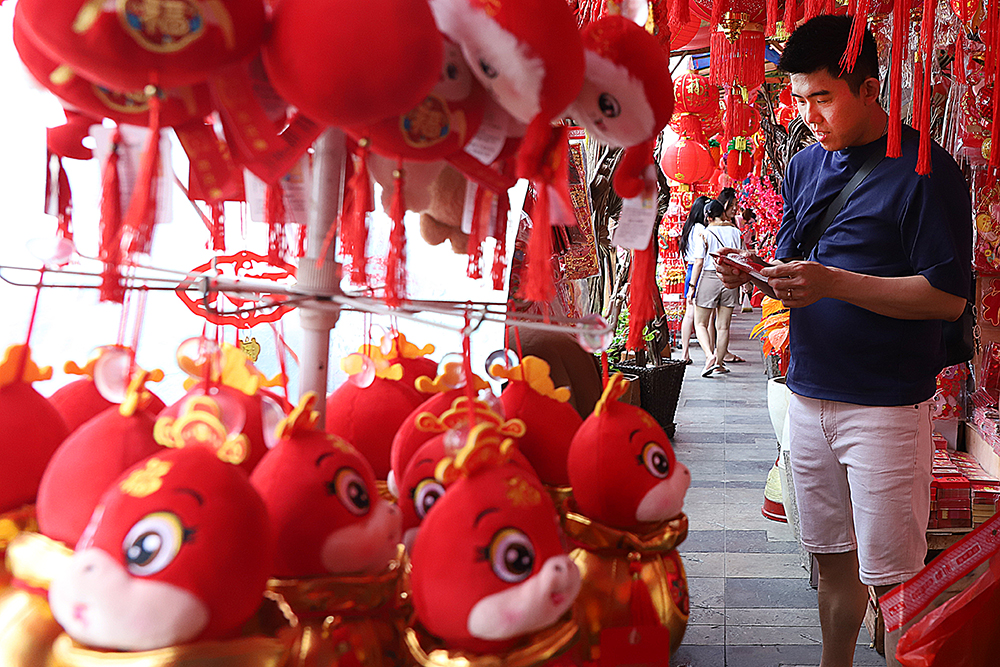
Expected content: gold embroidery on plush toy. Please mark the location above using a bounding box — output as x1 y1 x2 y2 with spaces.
116 0 206 53
121 457 173 497
506 476 542 508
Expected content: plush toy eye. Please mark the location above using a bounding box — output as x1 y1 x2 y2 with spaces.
598 93 621 118
332 467 370 516
641 442 671 479
479 58 499 79
413 478 445 520
488 528 535 583
122 512 185 576
445 62 459 80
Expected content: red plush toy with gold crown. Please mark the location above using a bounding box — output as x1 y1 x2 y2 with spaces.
251 392 406 666
158 341 287 473
47 398 276 652
490 356 582 488
397 397 529 551
565 373 691 659
406 421 580 665
325 351 426 483
387 362 491 495
361 332 440 394
37 371 164 547
0 345 69 515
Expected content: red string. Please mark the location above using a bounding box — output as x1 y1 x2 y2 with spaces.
601 351 609 386
462 306 476 427
887 0 907 158
17 268 45 382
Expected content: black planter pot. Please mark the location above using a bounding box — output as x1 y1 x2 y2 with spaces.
610 360 687 438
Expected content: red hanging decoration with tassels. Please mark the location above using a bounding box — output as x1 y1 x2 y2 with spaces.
492 186 510 292
784 0 798 33
669 0 691 31
467 186 487 280
709 29 765 91
840 8 872 76
99 129 125 304
523 184 556 304
123 87 161 255
385 163 408 307
766 0 780 36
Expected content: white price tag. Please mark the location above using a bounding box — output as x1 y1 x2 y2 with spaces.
463 102 509 165
91 124 173 225
243 154 311 224
612 193 656 250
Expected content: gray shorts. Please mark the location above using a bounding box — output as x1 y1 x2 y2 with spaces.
694 271 739 309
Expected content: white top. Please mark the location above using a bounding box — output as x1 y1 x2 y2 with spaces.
683 223 707 264
695 224 743 272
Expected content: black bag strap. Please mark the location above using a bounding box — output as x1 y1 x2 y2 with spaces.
797 148 886 260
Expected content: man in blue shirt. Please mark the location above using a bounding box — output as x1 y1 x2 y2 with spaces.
719 15 971 667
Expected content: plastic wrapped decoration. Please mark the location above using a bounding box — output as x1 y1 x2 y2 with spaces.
405 422 581 664
565 374 692 658
250 394 407 667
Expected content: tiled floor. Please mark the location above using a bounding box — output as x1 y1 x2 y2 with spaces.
668 310 884 667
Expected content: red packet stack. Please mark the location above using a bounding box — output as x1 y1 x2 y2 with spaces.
932 432 950 450
930 451 972 530
949 451 1000 527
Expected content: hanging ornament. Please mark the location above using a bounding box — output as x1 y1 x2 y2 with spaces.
660 138 717 184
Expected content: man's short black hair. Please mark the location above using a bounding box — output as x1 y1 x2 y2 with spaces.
778 15 880 93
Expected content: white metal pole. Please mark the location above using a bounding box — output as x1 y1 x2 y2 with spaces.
296 128 347 424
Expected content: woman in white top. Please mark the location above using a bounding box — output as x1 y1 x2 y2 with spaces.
690 199 743 377
677 196 711 364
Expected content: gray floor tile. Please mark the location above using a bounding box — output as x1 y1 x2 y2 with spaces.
688 577 725 609
669 645 725 666
680 552 725 578
681 530 725 552
724 553 807 579
725 578 818 609
681 624 726 645
725 608 820 627
724 530 800 554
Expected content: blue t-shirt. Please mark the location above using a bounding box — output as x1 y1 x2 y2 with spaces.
775 126 972 406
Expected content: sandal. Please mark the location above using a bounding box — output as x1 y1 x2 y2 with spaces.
714 364 731 374
724 354 746 363
702 364 721 377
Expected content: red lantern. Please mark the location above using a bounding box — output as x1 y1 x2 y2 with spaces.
673 71 719 116
660 138 716 185
726 101 761 137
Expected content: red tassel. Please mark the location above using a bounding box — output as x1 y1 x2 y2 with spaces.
915 0 936 175
783 0 797 33
669 0 690 31
711 0 723 29
340 141 373 285
296 222 307 258
766 0 779 36
955 31 967 86
626 245 657 351
628 558 660 627
467 186 487 280
840 10 871 76
385 163 408 306
523 185 555 303
265 182 288 264
100 129 125 304
887 0 907 158
123 87 161 255
710 31 765 91
210 202 225 251
492 185 510 291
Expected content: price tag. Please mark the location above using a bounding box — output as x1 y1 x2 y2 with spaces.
463 102 509 165
91 124 173 225
598 625 671 666
243 154 311 224
612 193 656 250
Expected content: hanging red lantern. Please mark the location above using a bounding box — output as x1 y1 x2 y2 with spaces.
726 100 761 137
673 71 719 116
951 0 984 29
725 138 754 181
660 138 716 185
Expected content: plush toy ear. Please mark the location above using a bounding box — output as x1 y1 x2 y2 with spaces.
263 0 443 128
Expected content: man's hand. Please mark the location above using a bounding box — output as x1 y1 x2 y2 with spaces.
761 260 831 308
715 248 751 288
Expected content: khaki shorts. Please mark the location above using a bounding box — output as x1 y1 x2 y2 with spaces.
787 394 933 586
694 271 739 309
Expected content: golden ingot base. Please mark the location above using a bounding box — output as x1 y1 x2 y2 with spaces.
562 511 690 660
403 618 579 667
49 633 291 667
263 550 410 667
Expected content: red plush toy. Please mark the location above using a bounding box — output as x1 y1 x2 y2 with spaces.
47 347 166 435
325 353 426 482
490 356 582 487
406 422 580 663
567 15 674 199
37 372 164 547
358 332 439 395
14 0 267 90
263 0 443 128
252 393 402 577
564 373 691 658
251 393 406 666
0 345 70 514
387 362 491 495
48 430 274 650
157 342 287 472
